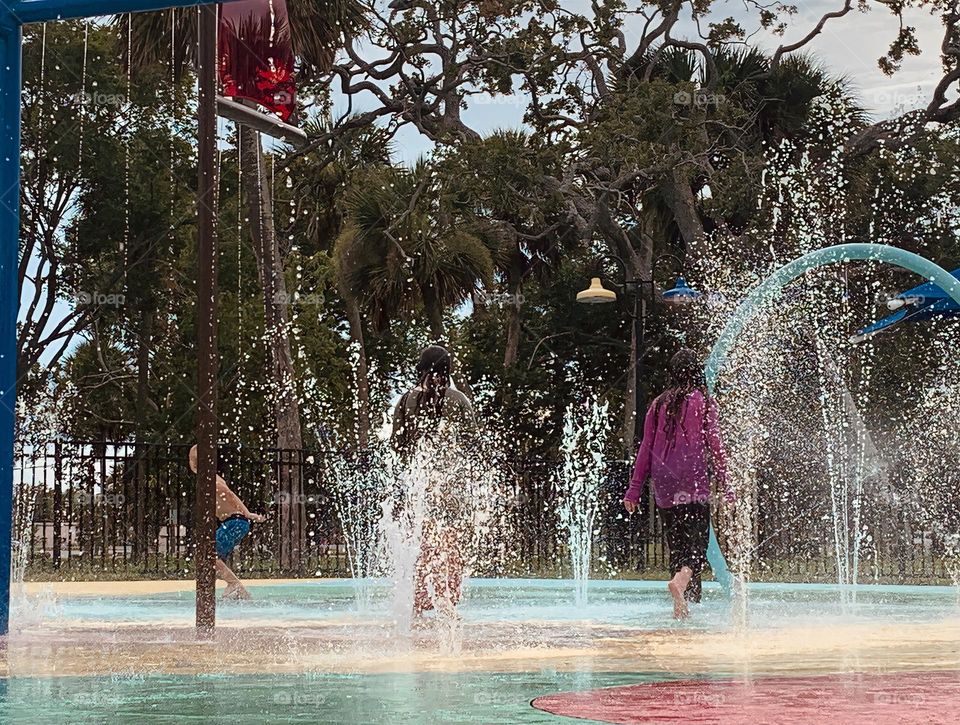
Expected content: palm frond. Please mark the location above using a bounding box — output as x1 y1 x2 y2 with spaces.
288 0 369 78
123 0 368 81
121 9 196 81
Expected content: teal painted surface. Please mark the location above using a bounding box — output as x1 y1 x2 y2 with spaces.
703 243 960 595
5 581 957 722
0 671 656 724
36 578 960 628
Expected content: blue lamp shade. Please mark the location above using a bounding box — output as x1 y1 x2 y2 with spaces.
662 276 703 306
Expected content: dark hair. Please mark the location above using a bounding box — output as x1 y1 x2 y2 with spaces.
416 345 451 380
414 345 451 418
667 348 705 389
655 348 706 450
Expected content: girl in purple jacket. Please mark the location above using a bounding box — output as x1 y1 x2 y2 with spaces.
623 348 733 619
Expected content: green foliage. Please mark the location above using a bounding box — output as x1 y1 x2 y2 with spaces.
55 339 136 440
19 7 960 464
335 162 496 335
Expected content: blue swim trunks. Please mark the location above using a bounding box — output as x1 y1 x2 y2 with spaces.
216 515 251 560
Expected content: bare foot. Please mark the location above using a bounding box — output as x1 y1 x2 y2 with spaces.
668 579 689 619
411 613 432 631
222 582 251 601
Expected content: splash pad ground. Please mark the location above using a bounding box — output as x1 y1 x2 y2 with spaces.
0 579 958 723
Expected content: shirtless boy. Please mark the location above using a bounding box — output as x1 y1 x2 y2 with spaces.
188 445 266 600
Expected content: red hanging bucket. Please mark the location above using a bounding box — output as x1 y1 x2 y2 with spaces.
218 0 296 122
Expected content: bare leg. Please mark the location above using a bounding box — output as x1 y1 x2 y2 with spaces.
413 536 437 618
433 530 463 620
216 559 250 600
668 566 693 619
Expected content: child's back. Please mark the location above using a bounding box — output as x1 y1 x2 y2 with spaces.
633 388 726 508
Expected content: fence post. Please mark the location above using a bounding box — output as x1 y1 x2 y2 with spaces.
134 442 147 563
52 441 62 570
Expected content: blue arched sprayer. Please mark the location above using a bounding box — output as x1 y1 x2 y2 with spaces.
703 243 960 594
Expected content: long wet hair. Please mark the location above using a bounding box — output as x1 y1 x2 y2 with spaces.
654 348 706 450
414 345 452 419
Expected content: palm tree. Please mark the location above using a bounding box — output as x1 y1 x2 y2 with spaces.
285 118 393 448
603 45 860 446
441 130 572 368
126 1 367 78
334 163 497 391
124 0 366 570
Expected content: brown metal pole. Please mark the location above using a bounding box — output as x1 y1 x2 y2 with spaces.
195 1 219 635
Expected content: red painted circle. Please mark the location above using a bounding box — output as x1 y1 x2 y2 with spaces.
532 671 960 725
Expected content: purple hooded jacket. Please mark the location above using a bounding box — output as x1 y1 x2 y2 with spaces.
624 389 731 509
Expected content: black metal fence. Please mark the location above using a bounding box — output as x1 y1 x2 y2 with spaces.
11 440 956 583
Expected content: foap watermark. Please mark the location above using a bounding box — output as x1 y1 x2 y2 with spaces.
673 691 725 706
70 91 127 107
272 689 327 707
473 691 520 706
673 90 725 108
863 88 928 113
273 491 320 506
476 290 525 308
68 690 125 707
109 668 147 684
72 491 126 507
473 93 526 108
273 291 325 306
671 491 732 505
871 286 930 308
75 290 125 308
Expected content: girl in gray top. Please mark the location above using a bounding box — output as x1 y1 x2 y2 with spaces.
391 345 474 618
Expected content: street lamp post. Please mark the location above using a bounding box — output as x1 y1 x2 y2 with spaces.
577 253 703 438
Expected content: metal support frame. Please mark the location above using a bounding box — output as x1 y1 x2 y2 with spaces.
703 243 960 595
0 0 235 636
195 0 219 634
216 96 307 148
601 252 688 438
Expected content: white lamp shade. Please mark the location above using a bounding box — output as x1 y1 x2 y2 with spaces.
576 277 617 304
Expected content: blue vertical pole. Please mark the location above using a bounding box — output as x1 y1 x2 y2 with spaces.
0 21 21 636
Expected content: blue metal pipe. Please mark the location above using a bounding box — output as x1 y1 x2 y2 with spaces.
0 24 21 637
10 0 228 25
703 243 960 596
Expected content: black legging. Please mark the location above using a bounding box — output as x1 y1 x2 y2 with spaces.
659 502 710 602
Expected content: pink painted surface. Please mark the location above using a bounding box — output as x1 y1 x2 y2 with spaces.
532 671 960 725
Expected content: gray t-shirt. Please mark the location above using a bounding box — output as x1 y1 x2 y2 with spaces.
391 386 475 454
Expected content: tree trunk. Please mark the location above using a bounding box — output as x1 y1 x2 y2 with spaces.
503 305 522 369
660 165 709 266
342 289 370 450
426 301 446 345
503 276 523 369
595 194 651 454
238 125 304 571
